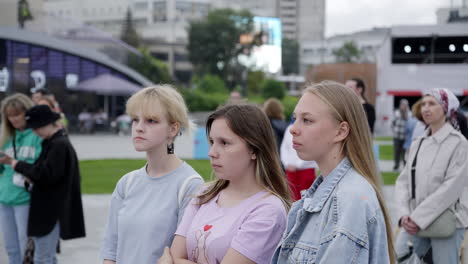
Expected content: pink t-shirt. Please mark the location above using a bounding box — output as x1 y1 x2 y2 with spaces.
175 190 287 264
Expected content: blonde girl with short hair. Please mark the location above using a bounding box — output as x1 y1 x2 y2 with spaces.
101 85 204 264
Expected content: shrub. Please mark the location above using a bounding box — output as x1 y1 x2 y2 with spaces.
261 79 286 100
194 74 228 94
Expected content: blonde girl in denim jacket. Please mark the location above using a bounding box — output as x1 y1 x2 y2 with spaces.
272 81 394 264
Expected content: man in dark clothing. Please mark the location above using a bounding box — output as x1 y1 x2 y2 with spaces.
345 78 376 134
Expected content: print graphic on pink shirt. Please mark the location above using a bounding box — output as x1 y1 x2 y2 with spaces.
192 225 212 264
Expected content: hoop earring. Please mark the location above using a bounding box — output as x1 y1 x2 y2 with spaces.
167 142 174 154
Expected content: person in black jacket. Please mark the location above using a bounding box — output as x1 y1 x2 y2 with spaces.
0 104 85 263
345 78 376 134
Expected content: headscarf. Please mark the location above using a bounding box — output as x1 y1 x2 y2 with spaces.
424 88 460 130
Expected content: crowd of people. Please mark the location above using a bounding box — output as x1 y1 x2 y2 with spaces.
0 79 467 264
0 90 85 264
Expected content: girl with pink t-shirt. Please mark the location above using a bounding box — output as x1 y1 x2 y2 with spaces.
158 104 292 264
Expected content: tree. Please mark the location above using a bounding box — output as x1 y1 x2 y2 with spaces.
332 41 362 63
261 79 286 100
282 38 299 74
187 8 254 85
247 70 265 95
18 0 33 29
127 48 172 84
120 8 140 48
193 74 228 94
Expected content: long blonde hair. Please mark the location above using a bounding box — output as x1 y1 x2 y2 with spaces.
0 94 35 149
198 104 292 210
305 81 395 263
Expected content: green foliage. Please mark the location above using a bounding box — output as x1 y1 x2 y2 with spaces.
247 70 265 96
127 48 172 84
282 38 299 74
120 8 140 48
332 41 362 63
193 74 228 94
180 88 228 112
187 8 254 83
261 79 286 99
282 96 299 121
80 159 212 194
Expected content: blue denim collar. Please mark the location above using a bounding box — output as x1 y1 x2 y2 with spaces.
302 157 352 212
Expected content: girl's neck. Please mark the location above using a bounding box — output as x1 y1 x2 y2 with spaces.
317 146 345 178
223 168 262 201
146 150 182 178
44 126 61 139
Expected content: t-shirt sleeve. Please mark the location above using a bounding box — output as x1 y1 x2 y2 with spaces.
175 197 200 238
100 174 127 261
230 202 287 264
178 177 204 225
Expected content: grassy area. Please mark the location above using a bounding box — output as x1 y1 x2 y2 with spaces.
80 159 213 194
379 145 394 160
80 157 401 194
374 136 392 141
382 172 399 185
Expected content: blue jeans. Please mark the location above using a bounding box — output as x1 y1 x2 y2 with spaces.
0 203 29 264
32 222 60 264
396 228 465 264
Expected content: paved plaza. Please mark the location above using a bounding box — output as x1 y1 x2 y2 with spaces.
0 134 465 263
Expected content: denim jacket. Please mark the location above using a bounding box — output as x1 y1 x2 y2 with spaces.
271 158 390 264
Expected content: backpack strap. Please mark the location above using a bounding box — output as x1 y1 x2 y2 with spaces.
178 174 203 208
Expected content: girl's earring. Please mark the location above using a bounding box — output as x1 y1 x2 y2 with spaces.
167 143 174 154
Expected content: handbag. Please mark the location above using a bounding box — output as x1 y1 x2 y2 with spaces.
411 138 457 238
23 237 34 264
417 209 456 238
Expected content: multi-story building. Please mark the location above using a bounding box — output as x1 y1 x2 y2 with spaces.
300 27 389 73
41 0 325 80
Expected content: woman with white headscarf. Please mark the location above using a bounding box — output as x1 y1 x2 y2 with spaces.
395 88 468 264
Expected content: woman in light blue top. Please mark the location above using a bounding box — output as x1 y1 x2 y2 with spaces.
272 81 394 264
101 85 204 264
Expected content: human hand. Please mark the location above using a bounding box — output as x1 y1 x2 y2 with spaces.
0 151 13 165
157 247 174 264
401 216 419 235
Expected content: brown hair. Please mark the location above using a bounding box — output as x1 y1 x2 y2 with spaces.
0 93 35 148
412 99 424 123
263 98 285 120
198 104 292 210
304 81 395 263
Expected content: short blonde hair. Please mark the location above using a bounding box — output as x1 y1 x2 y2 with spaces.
263 98 285 120
126 85 193 137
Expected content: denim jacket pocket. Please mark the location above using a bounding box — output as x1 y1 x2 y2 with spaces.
287 241 318 264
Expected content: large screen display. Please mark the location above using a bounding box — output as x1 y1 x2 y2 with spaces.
239 16 282 74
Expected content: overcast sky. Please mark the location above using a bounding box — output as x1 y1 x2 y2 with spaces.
325 0 458 37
